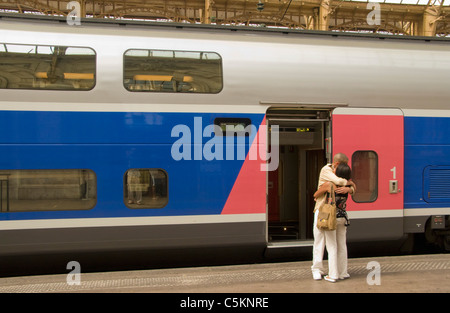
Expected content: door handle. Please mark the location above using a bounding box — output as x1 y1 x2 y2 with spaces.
389 180 400 194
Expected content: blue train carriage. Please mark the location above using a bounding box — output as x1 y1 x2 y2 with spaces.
0 13 449 261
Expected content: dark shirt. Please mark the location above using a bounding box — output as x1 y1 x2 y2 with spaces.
335 187 350 226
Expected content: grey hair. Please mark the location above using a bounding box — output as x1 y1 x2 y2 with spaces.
333 153 349 164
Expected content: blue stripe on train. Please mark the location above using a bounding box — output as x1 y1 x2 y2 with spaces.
0 111 262 144
404 115 450 209
0 110 265 220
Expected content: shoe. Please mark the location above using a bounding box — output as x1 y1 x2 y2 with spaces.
312 272 322 280
324 276 337 283
339 274 350 280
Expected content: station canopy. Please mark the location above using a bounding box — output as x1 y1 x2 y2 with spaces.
0 0 449 36
344 0 449 4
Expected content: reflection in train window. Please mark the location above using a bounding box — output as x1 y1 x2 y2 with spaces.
0 43 96 90
124 169 168 209
123 49 223 93
0 169 96 212
351 150 378 203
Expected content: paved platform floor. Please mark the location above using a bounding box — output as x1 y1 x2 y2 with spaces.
0 254 448 293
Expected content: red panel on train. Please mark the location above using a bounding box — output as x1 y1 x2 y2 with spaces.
221 118 267 215
332 108 404 212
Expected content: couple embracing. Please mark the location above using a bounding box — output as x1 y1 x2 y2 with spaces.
311 153 356 283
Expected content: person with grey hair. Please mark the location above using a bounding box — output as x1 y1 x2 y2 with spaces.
311 153 355 282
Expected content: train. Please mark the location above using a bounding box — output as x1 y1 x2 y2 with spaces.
0 13 449 268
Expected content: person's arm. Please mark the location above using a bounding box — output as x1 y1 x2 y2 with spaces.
336 180 356 195
314 182 335 199
321 166 347 187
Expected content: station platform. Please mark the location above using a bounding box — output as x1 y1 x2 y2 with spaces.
0 253 448 294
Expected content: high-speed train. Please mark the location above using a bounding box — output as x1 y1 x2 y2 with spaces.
0 12 449 264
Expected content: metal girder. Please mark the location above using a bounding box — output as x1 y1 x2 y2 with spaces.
422 0 446 36
0 0 449 36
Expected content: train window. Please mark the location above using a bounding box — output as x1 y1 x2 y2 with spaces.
351 151 378 203
0 43 96 90
123 49 223 93
214 118 252 136
0 169 96 212
124 169 168 209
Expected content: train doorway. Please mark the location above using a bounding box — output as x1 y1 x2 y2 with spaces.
267 108 331 245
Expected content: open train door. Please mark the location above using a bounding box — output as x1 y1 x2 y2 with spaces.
332 108 404 241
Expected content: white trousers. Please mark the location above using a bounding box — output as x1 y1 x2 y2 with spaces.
311 211 348 279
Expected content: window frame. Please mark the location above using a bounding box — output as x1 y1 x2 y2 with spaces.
123 48 223 94
351 150 378 203
0 169 97 213
0 43 96 91
213 118 252 137
124 168 168 209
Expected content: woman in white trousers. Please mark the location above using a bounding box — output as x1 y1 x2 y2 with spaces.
312 213 349 282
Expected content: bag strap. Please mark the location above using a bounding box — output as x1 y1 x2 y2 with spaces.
330 184 335 204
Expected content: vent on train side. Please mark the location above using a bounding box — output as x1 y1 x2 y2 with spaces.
424 166 450 203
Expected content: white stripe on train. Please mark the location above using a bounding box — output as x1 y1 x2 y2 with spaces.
2 208 448 230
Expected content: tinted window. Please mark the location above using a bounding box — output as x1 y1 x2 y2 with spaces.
124 49 222 93
351 151 378 203
124 169 168 208
0 43 96 90
0 169 96 212
214 118 252 136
